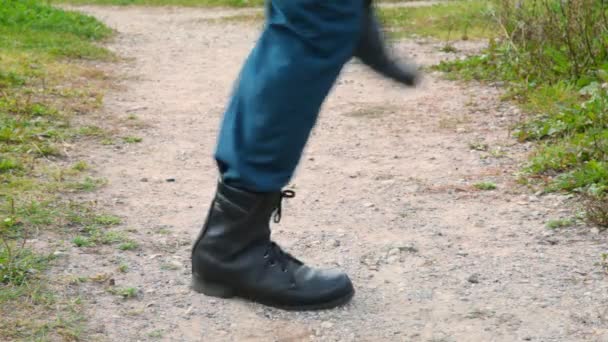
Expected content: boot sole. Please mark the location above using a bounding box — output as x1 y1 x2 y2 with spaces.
191 274 355 311
191 274 236 298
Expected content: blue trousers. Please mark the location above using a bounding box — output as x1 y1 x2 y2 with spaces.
215 0 363 192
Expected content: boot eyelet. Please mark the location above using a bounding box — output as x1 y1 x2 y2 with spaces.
263 252 269 259
268 260 276 267
281 268 287 273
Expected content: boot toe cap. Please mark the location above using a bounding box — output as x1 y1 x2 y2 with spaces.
291 267 354 307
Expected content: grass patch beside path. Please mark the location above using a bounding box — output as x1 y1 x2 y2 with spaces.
136 0 497 43
379 0 497 40
435 0 608 228
56 0 265 6
0 0 123 339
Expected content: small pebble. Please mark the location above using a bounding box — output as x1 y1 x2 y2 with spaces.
546 238 559 245
399 245 418 253
386 255 401 264
388 248 400 257
328 239 341 247
321 321 334 329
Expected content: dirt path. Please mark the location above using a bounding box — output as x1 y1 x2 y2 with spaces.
65 6 608 342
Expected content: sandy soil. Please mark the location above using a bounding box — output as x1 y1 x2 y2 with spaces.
56 5 608 342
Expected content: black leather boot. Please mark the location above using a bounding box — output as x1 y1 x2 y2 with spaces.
355 0 420 86
191 182 354 310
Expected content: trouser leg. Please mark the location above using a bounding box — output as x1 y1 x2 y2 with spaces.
214 0 363 192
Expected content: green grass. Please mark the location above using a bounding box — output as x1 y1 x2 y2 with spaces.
468 140 489 151
439 51 608 199
66 176 107 192
148 329 164 339
72 221 133 248
0 285 87 341
122 136 143 144
601 253 608 273
1 0 112 59
473 181 497 191
160 262 181 270
93 214 121 225
0 202 117 339
0 0 111 40
72 160 89 172
0 243 48 286
435 1 608 227
108 286 138 299
379 0 497 40
77 125 108 137
72 236 92 247
118 241 138 251
0 0 122 339
546 218 574 230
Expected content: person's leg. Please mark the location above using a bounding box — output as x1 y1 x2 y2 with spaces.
215 0 363 192
191 0 363 311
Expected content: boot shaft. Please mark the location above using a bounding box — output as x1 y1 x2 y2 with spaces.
193 182 281 260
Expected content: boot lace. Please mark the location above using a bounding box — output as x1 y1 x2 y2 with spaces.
263 241 299 274
272 190 295 223
266 190 299 277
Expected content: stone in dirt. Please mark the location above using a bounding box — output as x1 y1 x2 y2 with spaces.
467 274 480 284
